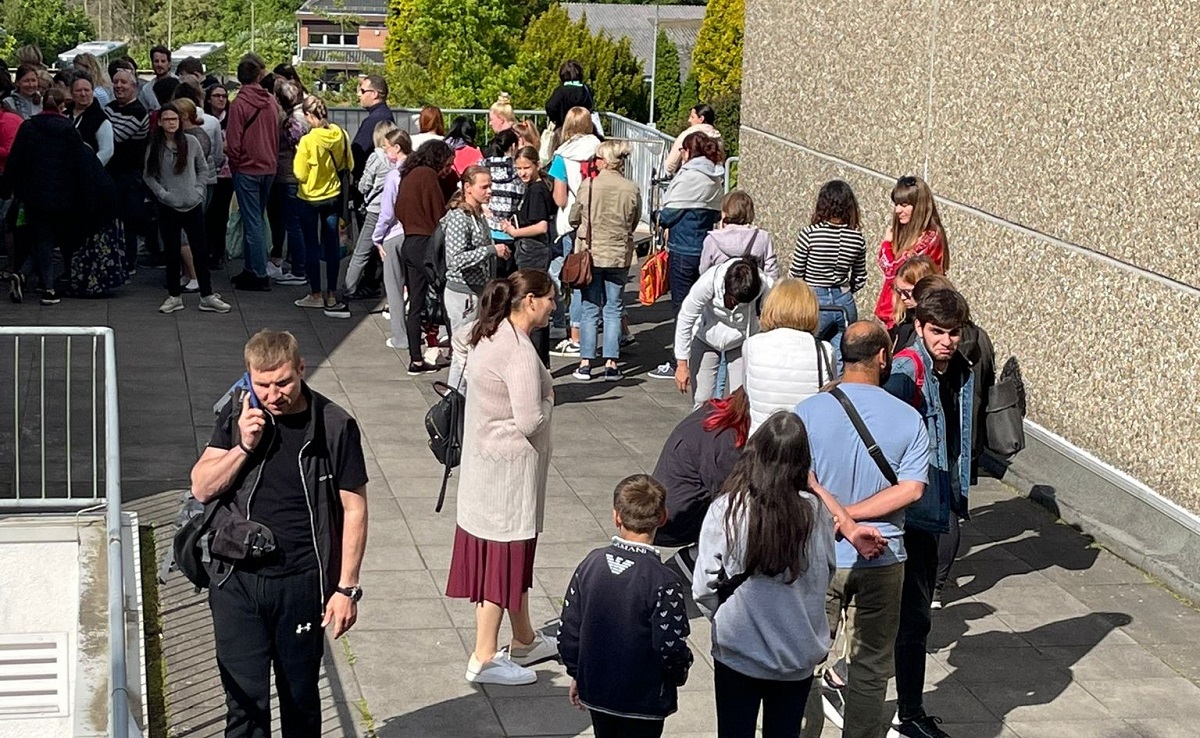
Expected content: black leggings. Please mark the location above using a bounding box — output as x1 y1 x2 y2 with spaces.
590 711 664 738
400 234 432 363
158 203 212 297
714 659 812 738
205 177 234 267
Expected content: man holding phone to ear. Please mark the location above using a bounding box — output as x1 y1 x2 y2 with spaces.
191 329 368 737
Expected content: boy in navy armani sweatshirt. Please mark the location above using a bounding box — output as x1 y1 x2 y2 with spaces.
558 474 694 738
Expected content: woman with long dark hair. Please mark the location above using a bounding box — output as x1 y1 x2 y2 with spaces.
446 115 484 175
693 412 880 738
875 175 948 327
791 180 867 368
447 270 558 686
144 102 229 314
395 139 459 373
499 146 556 364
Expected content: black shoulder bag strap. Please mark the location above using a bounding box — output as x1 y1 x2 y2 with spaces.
814 333 835 387
829 386 899 486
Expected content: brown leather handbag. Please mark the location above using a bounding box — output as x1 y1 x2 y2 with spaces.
562 179 594 288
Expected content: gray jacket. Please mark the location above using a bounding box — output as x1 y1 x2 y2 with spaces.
144 140 208 212
442 208 496 295
692 492 836 681
358 148 393 214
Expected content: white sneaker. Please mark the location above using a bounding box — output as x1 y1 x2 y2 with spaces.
266 262 284 280
199 294 232 313
294 294 325 309
275 271 308 286
381 308 391 321
158 295 184 314
385 337 406 350
464 652 537 685
182 278 200 293
507 632 559 667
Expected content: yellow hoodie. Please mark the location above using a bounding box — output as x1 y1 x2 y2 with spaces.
294 123 352 202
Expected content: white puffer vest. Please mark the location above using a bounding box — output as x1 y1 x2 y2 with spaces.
743 328 835 435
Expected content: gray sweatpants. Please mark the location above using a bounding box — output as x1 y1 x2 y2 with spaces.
345 210 380 295
381 233 406 350
445 289 479 389
689 341 744 408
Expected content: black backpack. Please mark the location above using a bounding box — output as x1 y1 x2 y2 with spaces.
425 380 465 513
985 356 1027 458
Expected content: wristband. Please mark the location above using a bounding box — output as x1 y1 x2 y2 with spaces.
237 442 254 456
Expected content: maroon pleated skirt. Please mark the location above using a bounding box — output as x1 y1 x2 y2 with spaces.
445 526 538 610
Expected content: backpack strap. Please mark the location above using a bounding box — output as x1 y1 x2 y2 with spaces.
829 386 899 486
740 228 760 259
893 348 926 408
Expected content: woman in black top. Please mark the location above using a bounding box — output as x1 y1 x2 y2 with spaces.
68 72 113 165
499 146 556 365
545 60 594 129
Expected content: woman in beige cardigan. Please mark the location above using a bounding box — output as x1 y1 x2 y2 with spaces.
445 269 558 686
569 140 641 381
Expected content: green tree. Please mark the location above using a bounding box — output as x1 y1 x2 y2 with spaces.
384 0 551 107
496 6 646 119
2 0 94 59
651 29 680 124
145 0 302 65
692 0 743 101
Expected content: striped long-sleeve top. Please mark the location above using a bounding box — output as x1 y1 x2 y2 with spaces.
789 222 868 292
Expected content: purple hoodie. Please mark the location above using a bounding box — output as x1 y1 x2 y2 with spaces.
700 225 780 279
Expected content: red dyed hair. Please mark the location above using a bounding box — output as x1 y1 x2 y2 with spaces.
702 387 750 448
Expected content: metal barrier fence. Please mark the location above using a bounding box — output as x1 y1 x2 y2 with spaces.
0 326 129 738
328 107 676 225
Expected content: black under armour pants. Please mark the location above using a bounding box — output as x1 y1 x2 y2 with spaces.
209 567 325 738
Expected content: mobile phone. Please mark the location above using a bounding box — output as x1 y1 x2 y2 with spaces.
238 372 263 410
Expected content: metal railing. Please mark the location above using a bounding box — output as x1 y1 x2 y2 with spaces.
0 326 128 738
328 107 677 226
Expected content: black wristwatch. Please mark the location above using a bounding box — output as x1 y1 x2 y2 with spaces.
336 585 363 602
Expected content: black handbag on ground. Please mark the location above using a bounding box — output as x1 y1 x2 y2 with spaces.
426 380 466 513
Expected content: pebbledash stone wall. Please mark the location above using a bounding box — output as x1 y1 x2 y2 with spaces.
738 0 1200 518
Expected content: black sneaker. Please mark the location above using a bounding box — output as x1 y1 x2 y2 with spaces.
406 361 438 376
40 290 60 306
897 714 950 738
9 273 23 303
231 270 271 292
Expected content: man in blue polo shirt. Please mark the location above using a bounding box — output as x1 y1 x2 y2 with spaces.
797 321 929 738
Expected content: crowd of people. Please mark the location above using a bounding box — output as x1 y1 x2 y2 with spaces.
77 44 1019 738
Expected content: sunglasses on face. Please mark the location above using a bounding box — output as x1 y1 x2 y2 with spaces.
898 287 914 299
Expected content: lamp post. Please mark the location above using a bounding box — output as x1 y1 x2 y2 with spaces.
648 2 660 126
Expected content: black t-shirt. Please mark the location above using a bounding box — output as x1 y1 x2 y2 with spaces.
209 404 369 576
517 179 555 244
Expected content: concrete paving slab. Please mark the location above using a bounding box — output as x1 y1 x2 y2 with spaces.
7 270 1200 738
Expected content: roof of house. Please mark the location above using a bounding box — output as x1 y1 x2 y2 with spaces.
297 0 387 18
563 3 706 82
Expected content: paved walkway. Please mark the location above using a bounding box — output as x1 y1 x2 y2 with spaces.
4 266 1200 738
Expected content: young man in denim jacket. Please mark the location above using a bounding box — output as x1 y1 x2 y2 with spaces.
883 288 974 738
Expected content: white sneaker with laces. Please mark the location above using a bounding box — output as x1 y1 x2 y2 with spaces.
464 652 537 685
507 632 559 667
266 262 284 280
182 279 200 292
385 337 405 350
199 294 232 313
158 295 184 314
294 294 325 309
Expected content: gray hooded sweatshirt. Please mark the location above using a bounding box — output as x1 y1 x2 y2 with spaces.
693 492 837 681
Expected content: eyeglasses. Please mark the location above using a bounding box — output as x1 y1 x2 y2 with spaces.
358 87 376 95
210 93 228 99
897 287 915 300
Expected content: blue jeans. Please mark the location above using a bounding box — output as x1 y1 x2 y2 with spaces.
668 250 702 319
233 172 274 277
580 267 625 362
815 286 858 375
268 181 306 274
299 197 340 295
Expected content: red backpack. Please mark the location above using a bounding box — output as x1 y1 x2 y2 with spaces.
579 156 601 181
893 347 926 409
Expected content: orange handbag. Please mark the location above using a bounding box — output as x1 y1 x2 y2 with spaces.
639 248 669 306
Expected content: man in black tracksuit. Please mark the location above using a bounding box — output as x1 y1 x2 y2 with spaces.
191 330 368 737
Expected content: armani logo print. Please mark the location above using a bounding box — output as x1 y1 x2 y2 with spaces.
606 553 635 575
296 622 312 634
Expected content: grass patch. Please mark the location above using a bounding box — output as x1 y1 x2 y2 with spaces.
139 525 169 738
